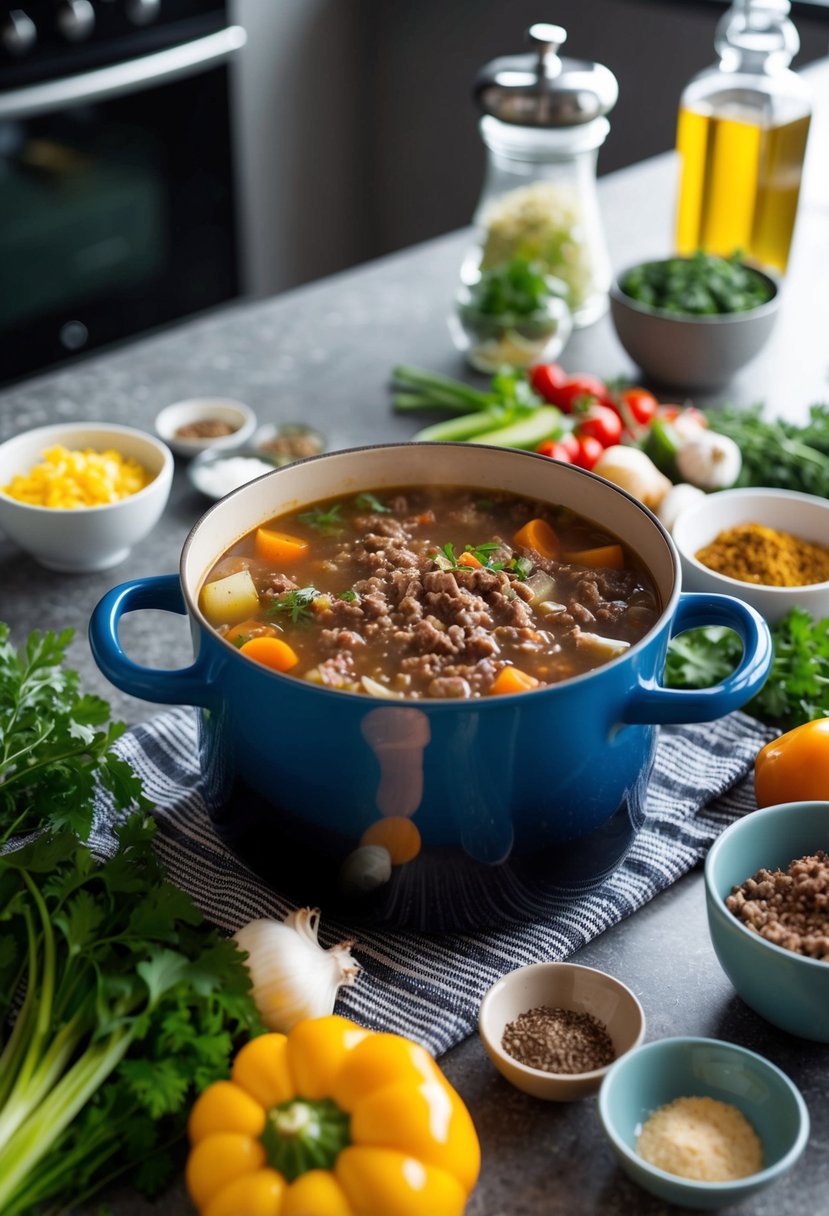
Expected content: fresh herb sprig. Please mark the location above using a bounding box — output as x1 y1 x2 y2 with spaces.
267 587 319 625
0 625 147 844
297 503 343 534
0 815 262 1215
665 608 829 730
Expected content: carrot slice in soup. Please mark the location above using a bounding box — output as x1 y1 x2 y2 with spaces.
456 551 483 568
254 527 309 564
562 544 624 569
240 636 299 672
513 518 560 560
489 667 540 695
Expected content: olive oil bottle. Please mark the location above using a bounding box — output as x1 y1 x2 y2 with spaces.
675 0 811 274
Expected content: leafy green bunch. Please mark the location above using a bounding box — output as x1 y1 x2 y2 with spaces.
0 624 146 845
0 815 262 1215
666 607 829 730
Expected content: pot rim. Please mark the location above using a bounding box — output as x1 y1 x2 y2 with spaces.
179 441 680 702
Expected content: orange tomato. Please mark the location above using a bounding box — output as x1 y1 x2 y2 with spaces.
754 718 829 808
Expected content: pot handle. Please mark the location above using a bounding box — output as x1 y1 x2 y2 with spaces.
89 574 218 709
623 592 772 726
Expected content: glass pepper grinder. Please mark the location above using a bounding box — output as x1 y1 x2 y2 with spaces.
675 0 811 275
451 22 618 372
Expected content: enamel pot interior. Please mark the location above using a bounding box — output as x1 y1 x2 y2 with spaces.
181 443 679 931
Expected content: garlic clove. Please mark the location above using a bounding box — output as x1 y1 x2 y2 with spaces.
233 907 361 1033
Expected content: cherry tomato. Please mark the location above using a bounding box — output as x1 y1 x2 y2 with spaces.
536 439 575 463
529 363 567 403
557 374 611 413
617 387 658 427
575 404 623 449
571 434 605 471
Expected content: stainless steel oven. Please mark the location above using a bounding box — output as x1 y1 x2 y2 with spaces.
0 0 245 384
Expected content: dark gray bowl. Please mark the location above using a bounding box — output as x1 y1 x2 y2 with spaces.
610 264 780 391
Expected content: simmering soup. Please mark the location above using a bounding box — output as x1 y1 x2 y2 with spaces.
198 486 661 699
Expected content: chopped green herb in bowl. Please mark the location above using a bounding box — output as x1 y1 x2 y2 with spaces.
451 256 572 373
609 254 779 390
618 253 775 317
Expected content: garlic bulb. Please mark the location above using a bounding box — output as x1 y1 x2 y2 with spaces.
656 482 707 533
233 908 360 1032
675 431 742 490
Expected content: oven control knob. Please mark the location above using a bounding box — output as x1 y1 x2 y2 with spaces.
56 0 95 42
126 0 160 25
2 9 37 56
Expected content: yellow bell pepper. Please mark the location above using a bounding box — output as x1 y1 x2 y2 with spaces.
755 718 829 808
186 1015 480 1216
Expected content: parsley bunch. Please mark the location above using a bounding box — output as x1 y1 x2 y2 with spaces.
0 625 146 844
709 402 829 499
665 608 829 729
0 815 262 1215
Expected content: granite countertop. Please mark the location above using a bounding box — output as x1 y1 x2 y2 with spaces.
1 63 828 1214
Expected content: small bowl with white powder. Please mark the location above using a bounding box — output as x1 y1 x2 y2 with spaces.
188 448 284 500
597 1036 809 1208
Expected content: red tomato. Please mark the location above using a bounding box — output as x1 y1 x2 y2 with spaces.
529 363 567 403
556 374 611 413
618 387 658 427
536 439 575 463
530 371 610 413
571 434 605 471
575 404 623 448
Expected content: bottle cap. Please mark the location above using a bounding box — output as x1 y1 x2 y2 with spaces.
474 23 618 127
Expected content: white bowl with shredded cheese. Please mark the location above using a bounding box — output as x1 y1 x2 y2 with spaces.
0 422 173 572
598 1036 809 1208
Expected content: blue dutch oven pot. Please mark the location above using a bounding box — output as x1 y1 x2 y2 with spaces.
90 444 772 930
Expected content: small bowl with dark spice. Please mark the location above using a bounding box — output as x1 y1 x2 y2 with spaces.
154 398 257 460
705 799 829 1042
252 422 326 466
598 1036 809 1209
478 961 645 1101
672 486 829 624
610 253 779 391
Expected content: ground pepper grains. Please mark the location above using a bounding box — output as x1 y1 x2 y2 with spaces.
726 850 829 961
695 522 829 587
501 1005 616 1073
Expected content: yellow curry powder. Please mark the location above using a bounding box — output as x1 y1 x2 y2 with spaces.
2 445 152 509
696 522 829 587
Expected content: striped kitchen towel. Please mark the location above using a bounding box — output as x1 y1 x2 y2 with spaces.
93 707 772 1057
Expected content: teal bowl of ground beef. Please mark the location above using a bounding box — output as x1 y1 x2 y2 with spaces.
705 800 829 1042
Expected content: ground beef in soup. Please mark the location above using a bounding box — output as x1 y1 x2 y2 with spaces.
199 486 661 699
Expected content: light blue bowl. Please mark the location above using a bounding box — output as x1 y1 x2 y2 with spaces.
705 800 829 1042
598 1037 809 1210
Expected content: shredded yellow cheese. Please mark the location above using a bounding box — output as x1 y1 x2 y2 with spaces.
2 445 152 509
637 1095 763 1182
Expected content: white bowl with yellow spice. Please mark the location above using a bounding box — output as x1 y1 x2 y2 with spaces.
672 487 829 624
0 422 173 572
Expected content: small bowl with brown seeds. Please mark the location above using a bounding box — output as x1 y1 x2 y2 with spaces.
154 398 257 460
478 961 646 1101
705 798 829 1042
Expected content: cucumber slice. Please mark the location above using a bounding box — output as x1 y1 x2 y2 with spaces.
473 407 562 449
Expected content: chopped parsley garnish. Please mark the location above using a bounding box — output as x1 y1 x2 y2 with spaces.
507 555 534 579
338 589 359 602
431 541 507 571
353 492 390 514
267 586 319 624
297 503 343 534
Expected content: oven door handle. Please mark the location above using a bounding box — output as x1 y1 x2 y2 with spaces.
0 25 247 121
